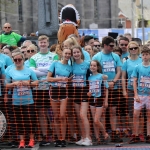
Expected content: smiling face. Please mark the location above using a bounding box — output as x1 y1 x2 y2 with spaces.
128 43 139 56
90 61 98 73
72 48 82 61
62 48 72 61
84 45 93 56
38 39 49 52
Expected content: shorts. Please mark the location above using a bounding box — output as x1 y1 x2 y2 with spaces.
134 95 150 110
73 87 89 104
108 89 119 107
33 90 50 108
89 96 104 107
50 86 67 101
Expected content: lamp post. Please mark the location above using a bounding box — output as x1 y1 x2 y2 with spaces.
141 0 145 44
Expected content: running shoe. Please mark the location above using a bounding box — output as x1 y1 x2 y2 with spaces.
18 140 25 149
55 140 62 147
27 139 35 148
75 138 84 145
82 138 92 146
146 135 150 143
61 140 67 147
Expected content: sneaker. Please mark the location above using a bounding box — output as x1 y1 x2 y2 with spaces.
27 139 35 148
68 136 76 144
18 140 25 149
92 137 101 146
75 138 84 145
8 141 18 148
146 135 150 143
61 140 67 147
129 135 140 144
82 138 92 146
55 140 62 147
39 140 50 146
111 131 122 142
139 134 145 142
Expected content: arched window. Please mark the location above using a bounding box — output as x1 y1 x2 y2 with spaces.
18 0 23 21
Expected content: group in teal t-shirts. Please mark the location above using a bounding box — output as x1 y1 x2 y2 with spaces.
2 34 150 148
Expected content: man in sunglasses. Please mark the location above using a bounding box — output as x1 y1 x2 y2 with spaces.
0 23 26 46
94 40 101 51
92 36 122 143
118 37 129 59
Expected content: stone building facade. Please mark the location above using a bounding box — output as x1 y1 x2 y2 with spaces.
0 0 119 35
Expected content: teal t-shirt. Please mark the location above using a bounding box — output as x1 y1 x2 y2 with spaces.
132 63 150 96
6 67 38 105
0 53 13 68
88 73 109 97
121 52 129 59
0 32 21 46
92 51 122 89
24 60 29 68
48 61 72 87
72 61 90 87
0 61 5 96
122 57 142 90
82 48 91 62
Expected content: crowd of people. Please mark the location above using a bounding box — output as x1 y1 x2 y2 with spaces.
1 22 150 148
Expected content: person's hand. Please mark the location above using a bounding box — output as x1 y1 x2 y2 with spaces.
134 95 141 103
61 77 68 82
108 81 114 89
22 81 30 86
13 81 23 87
123 90 127 97
87 92 92 97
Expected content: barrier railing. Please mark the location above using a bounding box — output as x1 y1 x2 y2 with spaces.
0 79 149 147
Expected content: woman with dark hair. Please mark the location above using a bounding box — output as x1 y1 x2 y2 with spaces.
88 60 109 145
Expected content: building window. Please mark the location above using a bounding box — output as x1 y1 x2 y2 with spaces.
18 0 23 21
94 0 98 19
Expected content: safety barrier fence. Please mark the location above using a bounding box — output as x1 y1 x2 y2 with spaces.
0 79 149 146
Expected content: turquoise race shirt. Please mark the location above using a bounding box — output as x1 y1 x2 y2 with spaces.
6 67 38 105
48 61 72 87
132 63 150 96
88 73 109 97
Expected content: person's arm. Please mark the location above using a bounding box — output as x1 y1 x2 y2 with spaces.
133 77 140 103
122 71 127 97
109 67 121 89
47 72 68 82
19 36 26 43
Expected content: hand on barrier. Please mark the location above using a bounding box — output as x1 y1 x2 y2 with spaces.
87 92 92 97
134 95 141 103
108 81 114 89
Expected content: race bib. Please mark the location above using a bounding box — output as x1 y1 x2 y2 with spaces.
72 75 84 87
140 76 150 88
89 81 100 94
103 61 115 73
17 86 30 96
54 75 67 87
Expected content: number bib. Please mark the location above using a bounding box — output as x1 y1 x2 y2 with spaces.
103 61 115 73
17 86 30 96
54 75 67 87
72 75 84 87
140 76 150 88
89 81 101 94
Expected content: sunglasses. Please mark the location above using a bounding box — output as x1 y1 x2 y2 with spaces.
14 58 23 62
27 50 35 53
94 45 101 47
129 47 138 50
4 27 11 29
120 44 128 46
108 44 114 48
21 51 25 54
